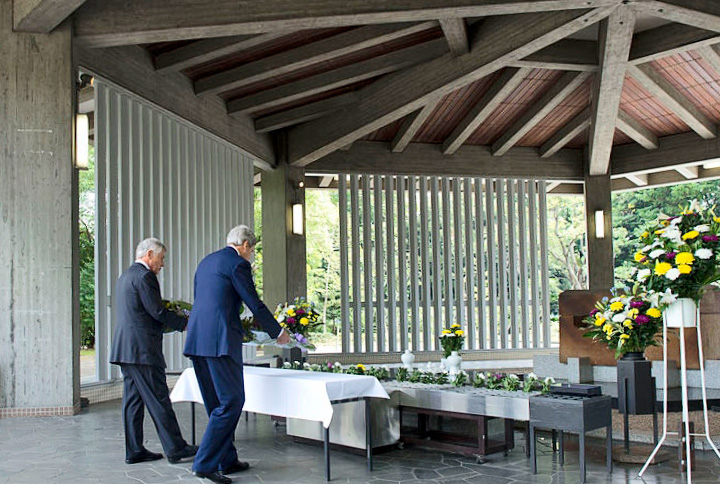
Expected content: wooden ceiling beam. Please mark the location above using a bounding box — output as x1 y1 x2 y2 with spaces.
391 102 438 152
153 33 288 72
492 71 590 156
513 39 598 71
539 107 590 158
439 18 469 56
629 24 720 65
73 0 622 47
13 0 87 32
227 39 448 115
634 1 720 35
195 22 437 96
288 7 616 167
616 109 658 149
319 175 335 187
254 93 358 133
308 141 585 179
588 5 635 176
675 165 699 179
627 64 716 139
625 173 649 186
696 45 720 78
442 67 531 155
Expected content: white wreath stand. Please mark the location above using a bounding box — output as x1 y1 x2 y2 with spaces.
639 298 720 482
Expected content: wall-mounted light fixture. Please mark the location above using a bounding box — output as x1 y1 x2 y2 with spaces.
75 114 89 170
292 203 304 235
595 209 605 239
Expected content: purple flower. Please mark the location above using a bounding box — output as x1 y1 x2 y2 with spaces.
296 309 305 315
589 309 599 316
635 314 650 325
702 234 719 242
294 333 308 344
287 317 296 324
665 251 677 260
630 300 644 308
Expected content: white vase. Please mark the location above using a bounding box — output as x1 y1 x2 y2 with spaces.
446 351 462 376
401 349 415 368
665 298 698 328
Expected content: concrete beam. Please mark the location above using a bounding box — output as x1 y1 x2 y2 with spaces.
439 18 469 56
391 102 438 152
584 171 613 291
627 64 716 140
587 5 635 176
513 39 598 71
540 107 590 158
634 1 720 35
13 0 86 32
254 92 358 133
308 141 585 180
195 22 438 96
288 7 616 167
675 165 699 179
616 109 659 149
629 23 720 65
73 0 622 47
625 173 649 186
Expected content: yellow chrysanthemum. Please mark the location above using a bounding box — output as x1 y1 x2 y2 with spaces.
620 334 630 340
714 216 720 223
627 308 639 318
623 320 633 328
654 262 672 275
287 308 295 316
641 231 649 238
675 252 695 265
610 301 624 311
606 335 612 340
451 323 461 329
603 323 613 333
594 319 604 327
634 251 646 262
442 329 452 334
356 364 366 371
647 308 661 318
682 231 699 240
678 264 692 274
455 330 464 336
300 317 309 326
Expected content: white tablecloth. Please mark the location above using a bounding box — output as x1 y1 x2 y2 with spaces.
170 366 389 428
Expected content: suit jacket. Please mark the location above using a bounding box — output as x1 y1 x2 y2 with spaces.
110 263 187 368
184 246 282 364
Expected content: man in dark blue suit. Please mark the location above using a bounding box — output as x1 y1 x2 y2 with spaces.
110 238 198 465
185 225 290 484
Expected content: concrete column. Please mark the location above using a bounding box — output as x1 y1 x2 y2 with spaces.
0 2 79 415
261 163 307 311
584 170 613 291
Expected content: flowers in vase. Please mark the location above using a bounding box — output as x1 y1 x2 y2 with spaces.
632 201 720 302
274 297 322 350
582 287 663 358
439 323 465 358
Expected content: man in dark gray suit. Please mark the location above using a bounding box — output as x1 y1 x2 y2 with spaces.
110 237 197 465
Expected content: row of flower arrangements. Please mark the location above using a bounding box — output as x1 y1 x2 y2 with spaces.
281 361 555 393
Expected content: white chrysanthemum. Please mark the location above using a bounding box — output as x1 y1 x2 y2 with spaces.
303 362 311 369
637 268 651 281
665 268 681 281
694 224 710 233
649 249 665 259
696 248 713 260
282 361 292 369
476 372 486 380
527 372 538 380
508 373 519 380
544 377 555 384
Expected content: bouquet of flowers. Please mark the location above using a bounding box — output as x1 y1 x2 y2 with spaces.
632 201 720 302
582 287 663 358
162 300 191 332
439 323 465 358
273 297 322 350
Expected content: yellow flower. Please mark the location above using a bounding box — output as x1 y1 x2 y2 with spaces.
287 308 295 316
682 230 699 240
603 323 613 333
634 251 646 262
442 329 452 334
675 252 694 265
451 323 461 329
646 308 661 318
654 262 672 275
654 229 665 235
620 334 630 340
678 264 692 274
300 317 309 326
606 335 612 340
610 301 624 311
641 231 649 238
356 364 366 371
623 320 633 328
455 330 464 336
594 319 604 327
714 216 720 223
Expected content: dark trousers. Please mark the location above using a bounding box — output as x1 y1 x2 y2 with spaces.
191 356 245 473
120 363 187 459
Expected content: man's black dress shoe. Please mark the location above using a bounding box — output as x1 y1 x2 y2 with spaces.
221 461 250 475
192 471 232 484
125 450 163 464
168 444 198 463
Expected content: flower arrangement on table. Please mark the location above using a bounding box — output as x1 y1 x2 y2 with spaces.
439 323 465 358
272 297 322 350
581 287 663 359
632 201 720 302
162 299 191 332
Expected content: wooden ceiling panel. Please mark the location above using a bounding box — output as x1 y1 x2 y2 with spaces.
613 129 634 146
620 75 687 136
465 69 565 145
362 117 406 142
565 131 587 149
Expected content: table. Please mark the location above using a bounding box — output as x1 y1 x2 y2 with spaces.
529 394 612 483
170 367 389 481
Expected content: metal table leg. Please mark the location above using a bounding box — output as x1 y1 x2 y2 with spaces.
530 425 537 474
559 431 564 465
365 398 373 472
607 425 613 473
324 423 330 481
579 431 586 483
191 402 196 446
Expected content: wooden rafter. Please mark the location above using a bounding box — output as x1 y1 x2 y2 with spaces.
492 71 590 156
587 5 635 176
195 22 437 96
513 39 597 71
540 107 590 158
626 64 716 139
439 18 469 56
392 102 438 152
254 93 358 133
226 39 448 115
287 7 616 167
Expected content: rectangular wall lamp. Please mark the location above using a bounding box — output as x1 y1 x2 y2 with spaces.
75 113 89 170
595 209 605 239
292 203 303 235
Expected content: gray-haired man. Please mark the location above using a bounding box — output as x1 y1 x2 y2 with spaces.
110 238 197 465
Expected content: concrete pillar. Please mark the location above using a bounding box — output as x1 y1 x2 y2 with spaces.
584 170 613 291
0 3 79 415
261 162 307 312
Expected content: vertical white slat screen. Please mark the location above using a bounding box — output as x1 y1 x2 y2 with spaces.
334 174 551 354
94 80 257 381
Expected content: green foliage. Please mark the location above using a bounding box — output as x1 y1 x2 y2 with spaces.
79 148 96 348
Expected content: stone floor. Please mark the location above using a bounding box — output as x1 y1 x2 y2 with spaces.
2 399 720 484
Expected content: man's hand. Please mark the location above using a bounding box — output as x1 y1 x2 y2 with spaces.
276 330 291 345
